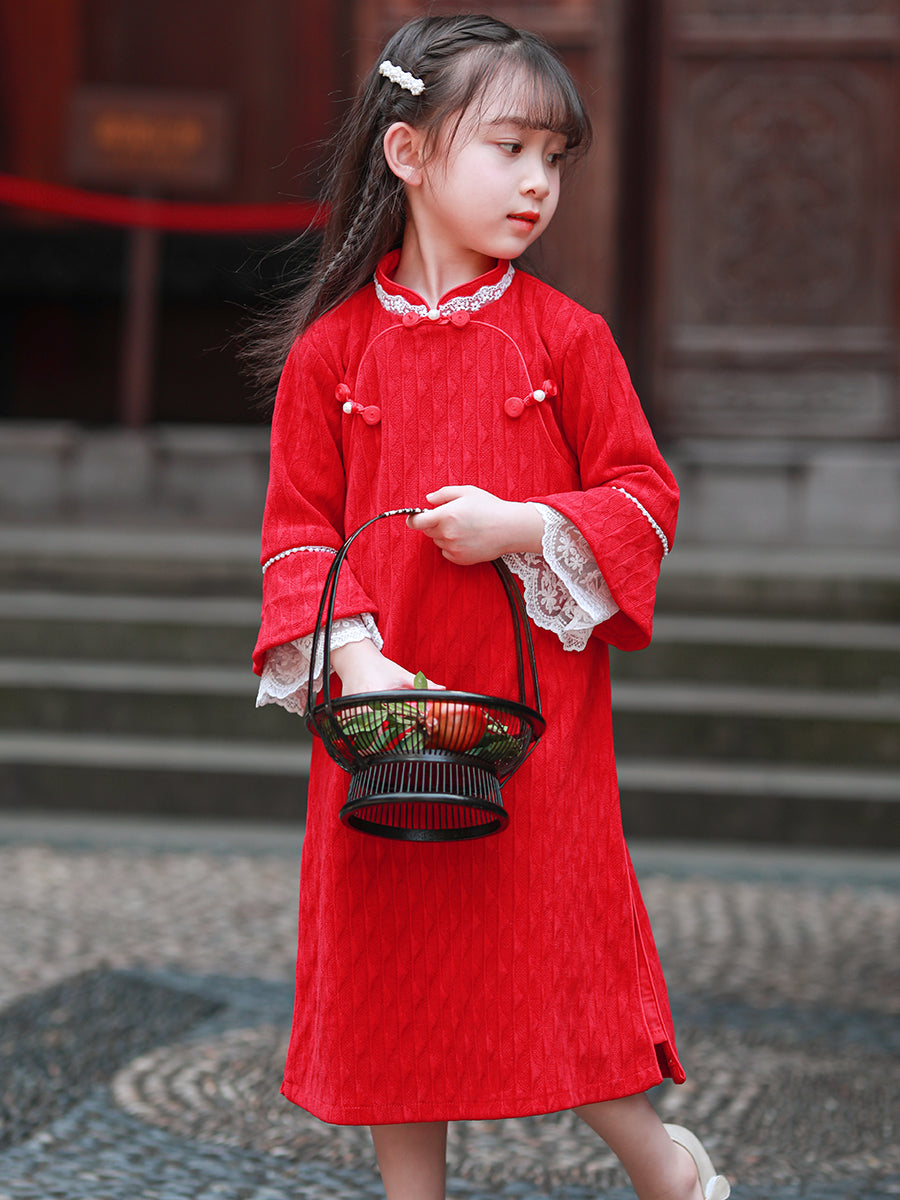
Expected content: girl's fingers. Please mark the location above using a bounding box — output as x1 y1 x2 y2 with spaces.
408 484 487 526
425 485 470 505
406 506 447 533
407 509 437 532
408 488 478 534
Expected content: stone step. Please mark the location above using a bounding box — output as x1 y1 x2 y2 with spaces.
618 758 900 848
0 657 301 742
657 545 900 621
0 525 260 596
611 680 900 768
0 733 308 821
0 730 310 774
0 590 259 664
612 614 900 690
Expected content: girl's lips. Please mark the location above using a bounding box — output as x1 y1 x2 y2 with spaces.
509 211 539 227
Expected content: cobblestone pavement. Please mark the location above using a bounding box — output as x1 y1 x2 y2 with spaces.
1 813 898 1200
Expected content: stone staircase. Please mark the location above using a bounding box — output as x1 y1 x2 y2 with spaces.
614 546 900 846
0 525 309 821
0 525 898 846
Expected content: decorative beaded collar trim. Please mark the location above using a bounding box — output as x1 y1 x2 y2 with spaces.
374 261 515 320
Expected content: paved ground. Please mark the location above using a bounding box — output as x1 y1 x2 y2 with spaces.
1 811 898 1200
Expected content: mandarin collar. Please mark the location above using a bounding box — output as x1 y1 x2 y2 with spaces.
374 251 515 321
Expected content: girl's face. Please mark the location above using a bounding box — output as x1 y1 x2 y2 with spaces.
410 81 567 274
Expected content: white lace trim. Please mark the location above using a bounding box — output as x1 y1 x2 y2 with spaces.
256 613 382 715
262 545 336 575
374 262 515 318
612 487 670 557
503 503 619 652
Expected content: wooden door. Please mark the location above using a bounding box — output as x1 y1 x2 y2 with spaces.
651 0 900 440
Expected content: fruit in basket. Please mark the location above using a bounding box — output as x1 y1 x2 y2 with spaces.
410 673 488 752
424 700 488 751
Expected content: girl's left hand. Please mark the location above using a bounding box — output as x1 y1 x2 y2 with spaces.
407 486 544 565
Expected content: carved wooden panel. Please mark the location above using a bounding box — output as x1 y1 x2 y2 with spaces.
654 0 900 438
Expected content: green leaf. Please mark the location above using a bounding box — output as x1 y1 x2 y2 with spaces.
338 707 381 737
413 670 428 690
367 727 401 753
476 732 521 760
393 727 424 753
392 701 426 725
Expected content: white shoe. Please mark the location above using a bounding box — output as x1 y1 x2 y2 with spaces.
663 1124 731 1199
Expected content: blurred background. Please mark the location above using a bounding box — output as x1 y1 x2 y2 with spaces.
0 0 897 845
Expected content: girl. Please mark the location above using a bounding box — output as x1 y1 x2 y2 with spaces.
253 14 730 1200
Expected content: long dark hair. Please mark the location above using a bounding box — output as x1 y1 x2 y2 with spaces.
247 14 592 395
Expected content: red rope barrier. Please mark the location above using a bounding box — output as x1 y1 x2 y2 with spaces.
0 172 327 233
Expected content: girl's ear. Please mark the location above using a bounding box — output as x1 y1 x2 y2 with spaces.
383 122 425 186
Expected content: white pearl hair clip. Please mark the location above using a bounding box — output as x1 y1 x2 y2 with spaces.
379 59 425 96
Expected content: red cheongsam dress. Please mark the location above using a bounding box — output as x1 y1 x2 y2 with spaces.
253 252 686 1124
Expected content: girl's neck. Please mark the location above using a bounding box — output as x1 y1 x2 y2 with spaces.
392 229 495 309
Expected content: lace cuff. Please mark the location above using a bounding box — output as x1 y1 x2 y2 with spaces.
502 503 619 652
256 614 382 715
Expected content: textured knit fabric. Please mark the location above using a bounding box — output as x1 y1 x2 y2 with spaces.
254 252 685 1125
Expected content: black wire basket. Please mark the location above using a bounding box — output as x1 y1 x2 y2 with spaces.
305 509 545 841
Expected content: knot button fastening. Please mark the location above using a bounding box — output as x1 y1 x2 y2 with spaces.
336 382 381 425
504 380 557 418
343 399 381 424
399 307 469 327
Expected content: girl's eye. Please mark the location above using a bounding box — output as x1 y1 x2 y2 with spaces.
547 151 566 167
498 142 522 155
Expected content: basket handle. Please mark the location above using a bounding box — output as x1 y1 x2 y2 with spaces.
304 508 542 720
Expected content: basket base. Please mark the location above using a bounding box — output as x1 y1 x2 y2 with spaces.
340 757 508 842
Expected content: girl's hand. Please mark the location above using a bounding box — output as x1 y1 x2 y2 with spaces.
331 638 441 697
407 486 544 565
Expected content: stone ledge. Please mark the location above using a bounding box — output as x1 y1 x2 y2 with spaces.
669 438 900 548
0 422 269 527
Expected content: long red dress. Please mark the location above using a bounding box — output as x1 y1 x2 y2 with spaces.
253 252 685 1125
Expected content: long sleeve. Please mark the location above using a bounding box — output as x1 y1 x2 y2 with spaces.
253 332 378 676
528 312 678 651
